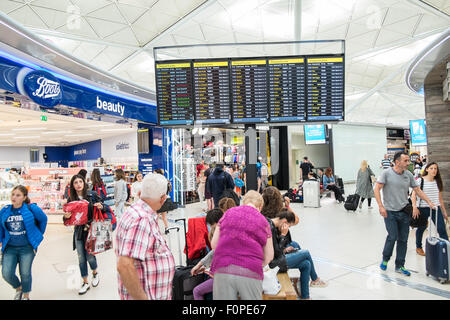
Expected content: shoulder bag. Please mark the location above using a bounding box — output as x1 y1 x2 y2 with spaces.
408 178 427 228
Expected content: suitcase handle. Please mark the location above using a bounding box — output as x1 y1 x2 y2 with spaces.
428 205 441 240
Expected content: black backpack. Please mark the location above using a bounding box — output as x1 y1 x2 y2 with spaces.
220 172 240 206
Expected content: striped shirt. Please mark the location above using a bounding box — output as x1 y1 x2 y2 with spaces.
417 178 440 208
381 159 391 169
115 199 175 300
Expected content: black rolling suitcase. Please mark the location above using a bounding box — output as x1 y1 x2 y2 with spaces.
167 218 206 300
344 194 360 211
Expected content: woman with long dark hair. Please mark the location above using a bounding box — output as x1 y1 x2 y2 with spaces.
91 168 107 201
63 174 105 295
261 186 327 300
411 162 448 256
323 167 345 203
0 185 47 300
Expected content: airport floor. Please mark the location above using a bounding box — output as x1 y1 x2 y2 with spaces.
1 184 449 300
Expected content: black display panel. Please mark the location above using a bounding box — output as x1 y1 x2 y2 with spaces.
156 61 194 125
306 55 344 121
230 59 268 123
268 57 306 122
193 60 231 124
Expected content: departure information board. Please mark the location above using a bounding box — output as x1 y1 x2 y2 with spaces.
268 57 306 122
231 59 268 123
155 54 344 126
193 60 231 124
156 62 194 125
306 56 344 121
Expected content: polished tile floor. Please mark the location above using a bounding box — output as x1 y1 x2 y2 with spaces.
1 184 449 300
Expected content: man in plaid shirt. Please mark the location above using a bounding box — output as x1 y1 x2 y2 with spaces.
116 173 175 300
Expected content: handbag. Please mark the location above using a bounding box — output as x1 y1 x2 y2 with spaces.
157 197 178 213
407 178 427 228
85 207 113 255
262 265 281 295
63 200 89 226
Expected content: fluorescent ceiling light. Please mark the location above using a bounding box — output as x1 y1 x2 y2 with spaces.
100 128 133 132
65 133 93 137
76 123 117 129
42 131 73 135
13 136 40 139
12 127 47 131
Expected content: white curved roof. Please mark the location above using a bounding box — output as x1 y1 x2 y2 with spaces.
1 0 449 127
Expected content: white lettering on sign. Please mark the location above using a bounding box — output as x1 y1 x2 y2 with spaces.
74 149 87 156
96 96 125 116
116 142 129 150
49 170 68 174
33 77 61 99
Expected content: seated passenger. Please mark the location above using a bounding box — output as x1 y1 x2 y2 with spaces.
191 208 224 300
323 167 345 203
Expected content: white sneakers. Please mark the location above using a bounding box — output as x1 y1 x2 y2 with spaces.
78 283 90 295
92 273 99 287
14 290 22 300
79 273 99 295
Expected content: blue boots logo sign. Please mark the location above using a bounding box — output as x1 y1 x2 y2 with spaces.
20 69 62 108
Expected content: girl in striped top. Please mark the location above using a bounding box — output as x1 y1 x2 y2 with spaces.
411 162 448 256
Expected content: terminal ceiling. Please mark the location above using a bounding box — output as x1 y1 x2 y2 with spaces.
1 0 449 127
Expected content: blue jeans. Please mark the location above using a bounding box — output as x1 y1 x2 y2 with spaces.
75 238 98 278
416 206 449 249
285 241 318 299
382 210 410 268
1 244 35 293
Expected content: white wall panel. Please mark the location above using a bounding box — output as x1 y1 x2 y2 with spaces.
332 124 387 183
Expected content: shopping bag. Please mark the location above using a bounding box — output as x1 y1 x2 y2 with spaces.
85 207 113 255
63 200 89 226
262 265 281 295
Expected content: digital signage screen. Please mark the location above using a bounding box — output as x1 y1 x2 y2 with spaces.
304 124 326 145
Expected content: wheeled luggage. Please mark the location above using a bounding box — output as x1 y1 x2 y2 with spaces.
303 180 320 208
425 207 450 284
166 218 207 300
344 194 360 212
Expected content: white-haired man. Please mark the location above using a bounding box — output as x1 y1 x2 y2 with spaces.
116 173 175 300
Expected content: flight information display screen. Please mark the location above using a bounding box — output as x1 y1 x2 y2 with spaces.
155 54 344 126
230 59 268 123
306 56 344 121
193 60 231 124
268 57 306 122
156 61 194 125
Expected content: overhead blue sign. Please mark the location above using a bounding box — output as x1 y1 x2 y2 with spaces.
0 54 157 123
22 70 62 108
304 124 326 144
410 119 427 146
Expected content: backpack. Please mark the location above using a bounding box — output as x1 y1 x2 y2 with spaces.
220 173 240 206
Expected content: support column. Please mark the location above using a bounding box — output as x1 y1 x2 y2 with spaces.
245 124 258 191
424 57 450 213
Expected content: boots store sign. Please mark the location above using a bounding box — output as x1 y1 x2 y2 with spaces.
22 70 62 108
0 56 156 123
